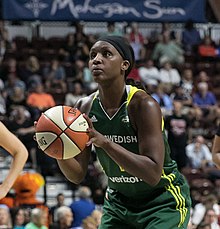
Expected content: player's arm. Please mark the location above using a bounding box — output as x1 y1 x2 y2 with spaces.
57 95 94 184
86 91 164 186
212 125 220 168
0 122 28 199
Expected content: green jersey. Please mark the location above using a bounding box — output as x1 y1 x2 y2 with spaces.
89 85 186 197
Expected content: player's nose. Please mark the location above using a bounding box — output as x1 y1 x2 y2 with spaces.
93 53 103 63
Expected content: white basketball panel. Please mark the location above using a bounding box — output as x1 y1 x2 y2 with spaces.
60 133 81 159
69 114 89 132
36 132 57 151
44 106 67 130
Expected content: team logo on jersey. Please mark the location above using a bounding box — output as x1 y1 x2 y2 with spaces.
122 115 129 123
90 115 98 122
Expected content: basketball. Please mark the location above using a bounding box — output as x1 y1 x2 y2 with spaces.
35 106 89 160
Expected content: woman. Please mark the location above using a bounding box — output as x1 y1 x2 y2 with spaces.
0 122 28 200
54 36 191 228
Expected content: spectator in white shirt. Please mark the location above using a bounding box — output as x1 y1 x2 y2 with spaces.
159 60 181 94
138 59 160 93
186 135 214 169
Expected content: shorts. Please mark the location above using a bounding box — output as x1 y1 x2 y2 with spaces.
99 176 191 229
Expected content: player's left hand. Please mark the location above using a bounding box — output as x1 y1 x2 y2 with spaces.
83 114 109 148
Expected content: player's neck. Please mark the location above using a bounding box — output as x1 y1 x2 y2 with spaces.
99 86 126 110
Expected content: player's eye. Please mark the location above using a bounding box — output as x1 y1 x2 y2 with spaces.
89 52 96 60
103 51 112 57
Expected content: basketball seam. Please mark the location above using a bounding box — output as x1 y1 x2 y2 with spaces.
43 113 65 158
62 109 87 151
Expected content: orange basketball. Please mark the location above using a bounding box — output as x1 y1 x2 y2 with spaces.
35 106 89 159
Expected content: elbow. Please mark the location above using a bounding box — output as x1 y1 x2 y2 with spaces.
23 148 29 162
148 175 161 187
143 172 161 187
65 172 85 185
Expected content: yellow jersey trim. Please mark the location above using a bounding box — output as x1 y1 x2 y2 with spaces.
126 85 164 131
161 170 188 227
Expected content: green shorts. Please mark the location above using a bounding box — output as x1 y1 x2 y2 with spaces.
99 176 191 229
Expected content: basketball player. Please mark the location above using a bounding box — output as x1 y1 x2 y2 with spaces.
0 122 28 199
57 36 191 228
212 124 220 168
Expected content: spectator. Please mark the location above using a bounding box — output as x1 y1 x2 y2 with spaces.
126 63 141 82
200 208 220 229
151 83 173 117
203 208 220 229
138 59 160 93
73 59 97 93
152 30 184 66
26 82 56 120
50 206 73 229
159 60 181 94
74 24 90 62
82 209 102 229
65 82 86 107
0 27 16 62
186 135 214 169
198 35 217 59
49 193 65 225
0 58 19 82
4 73 26 100
42 58 67 94
25 208 48 229
103 22 123 37
182 20 201 54
11 207 26 229
165 101 190 170
19 55 42 85
192 82 219 125
6 84 27 115
127 22 146 63
0 204 12 228
170 85 193 110
197 222 212 229
191 193 219 227
59 33 77 62
69 186 95 229
180 68 194 100
195 71 213 92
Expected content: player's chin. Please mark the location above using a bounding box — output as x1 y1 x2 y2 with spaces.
92 73 104 82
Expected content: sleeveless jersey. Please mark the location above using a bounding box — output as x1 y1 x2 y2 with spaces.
89 85 183 198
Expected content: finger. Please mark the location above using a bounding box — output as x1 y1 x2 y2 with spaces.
86 140 93 147
83 113 93 129
34 121 38 128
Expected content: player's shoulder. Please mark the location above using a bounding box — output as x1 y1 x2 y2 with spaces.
75 92 96 115
129 88 158 110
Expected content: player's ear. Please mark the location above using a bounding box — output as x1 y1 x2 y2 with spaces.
121 60 130 71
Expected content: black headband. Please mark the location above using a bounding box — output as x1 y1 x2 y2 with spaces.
97 35 135 77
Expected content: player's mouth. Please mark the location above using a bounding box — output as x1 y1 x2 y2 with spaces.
92 68 103 75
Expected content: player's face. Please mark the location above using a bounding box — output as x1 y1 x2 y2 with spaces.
89 41 124 83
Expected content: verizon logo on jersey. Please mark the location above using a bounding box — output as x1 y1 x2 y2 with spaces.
109 176 142 183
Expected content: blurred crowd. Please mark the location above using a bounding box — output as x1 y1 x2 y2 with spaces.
0 19 220 228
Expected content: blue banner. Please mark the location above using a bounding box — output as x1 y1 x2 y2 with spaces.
2 0 206 22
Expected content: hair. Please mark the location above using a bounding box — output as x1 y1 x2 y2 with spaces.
30 208 42 221
56 206 72 221
75 186 92 199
